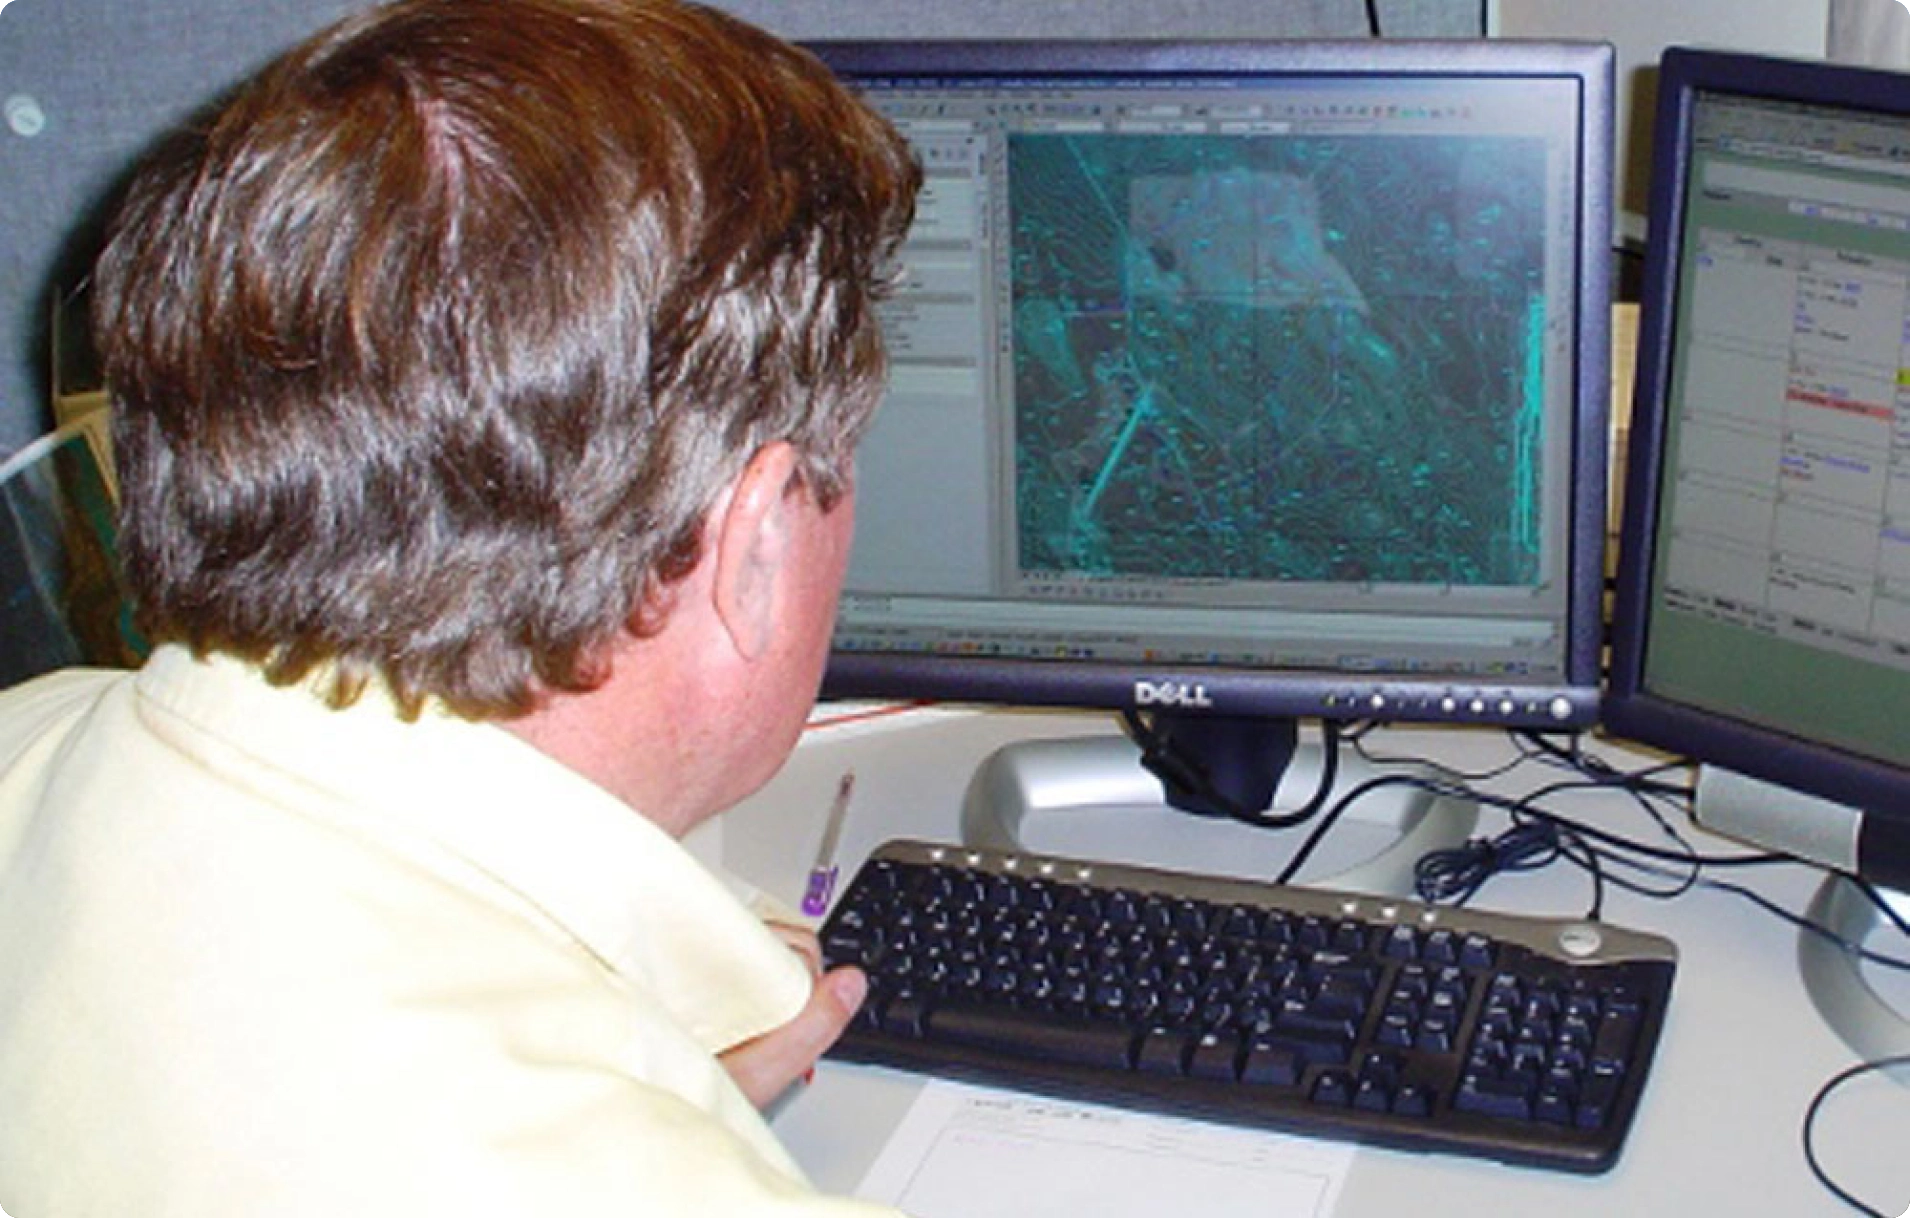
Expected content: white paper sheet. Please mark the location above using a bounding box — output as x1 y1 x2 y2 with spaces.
855 1080 1354 1218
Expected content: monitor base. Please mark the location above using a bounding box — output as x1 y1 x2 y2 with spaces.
960 733 1477 898
1800 873 1910 1081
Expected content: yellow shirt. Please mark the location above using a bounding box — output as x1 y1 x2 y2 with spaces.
0 646 896 1216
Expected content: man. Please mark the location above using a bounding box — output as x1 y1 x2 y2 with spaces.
0 0 919 1212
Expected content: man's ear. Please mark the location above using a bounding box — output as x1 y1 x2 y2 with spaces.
710 442 803 661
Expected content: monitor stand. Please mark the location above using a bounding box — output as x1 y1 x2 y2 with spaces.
1798 874 1910 1076
1693 765 1910 1077
958 730 1478 897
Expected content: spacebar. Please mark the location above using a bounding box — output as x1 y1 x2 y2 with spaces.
928 1003 1137 1070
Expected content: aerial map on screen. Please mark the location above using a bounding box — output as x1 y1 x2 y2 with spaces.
1007 134 1550 588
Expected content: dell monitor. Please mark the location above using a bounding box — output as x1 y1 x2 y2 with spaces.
1605 46 1910 1062
810 39 1615 879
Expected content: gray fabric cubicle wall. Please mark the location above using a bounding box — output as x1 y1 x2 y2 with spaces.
0 0 1484 460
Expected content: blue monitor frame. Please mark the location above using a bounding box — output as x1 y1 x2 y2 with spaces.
811 39 1616 768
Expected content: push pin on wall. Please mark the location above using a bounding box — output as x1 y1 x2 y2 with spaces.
5 94 46 139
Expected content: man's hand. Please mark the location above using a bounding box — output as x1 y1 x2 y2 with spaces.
718 926 869 1109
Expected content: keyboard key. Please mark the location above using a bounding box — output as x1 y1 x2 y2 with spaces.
1456 1072 1534 1121
1188 1032 1241 1081
929 1002 1136 1070
1592 1011 1640 1073
1136 1027 1189 1075
1240 1038 1303 1086
1312 1070 1355 1107
1394 1082 1435 1117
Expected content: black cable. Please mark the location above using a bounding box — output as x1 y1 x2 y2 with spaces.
1276 732 1890 953
1467 767 1910 970
1561 820 1608 920
1517 730 1696 801
1350 723 1536 784
1482 782 1907 953
1412 786 1622 917
1856 878 1910 941
1644 866 1910 973
1509 741 1910 968
1491 779 1782 871
1222 718 1341 831
1414 819 1570 906
1616 771 1704 860
1275 771 1428 885
1564 828 1704 904
1255 725 1909 971
1364 0 1383 38
1801 1054 1910 1217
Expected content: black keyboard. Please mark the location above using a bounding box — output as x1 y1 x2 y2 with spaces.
819 839 1677 1174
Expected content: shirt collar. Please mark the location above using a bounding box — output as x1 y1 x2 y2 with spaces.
132 644 811 1052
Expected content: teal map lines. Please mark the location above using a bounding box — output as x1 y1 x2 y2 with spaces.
1006 134 1549 589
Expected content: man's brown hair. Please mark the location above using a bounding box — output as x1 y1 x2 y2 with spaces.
92 0 919 718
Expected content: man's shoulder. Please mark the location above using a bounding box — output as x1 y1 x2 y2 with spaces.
0 664 129 757
0 663 126 709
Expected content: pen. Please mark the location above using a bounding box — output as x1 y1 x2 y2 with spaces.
801 770 855 917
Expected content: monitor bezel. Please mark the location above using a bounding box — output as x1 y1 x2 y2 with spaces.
1605 45 1910 816
813 38 1615 732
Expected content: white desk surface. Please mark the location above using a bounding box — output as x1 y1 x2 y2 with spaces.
715 705 1909 1217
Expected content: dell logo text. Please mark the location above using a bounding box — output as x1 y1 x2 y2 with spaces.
1134 679 1214 709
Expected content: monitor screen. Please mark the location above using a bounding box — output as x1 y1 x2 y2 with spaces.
1606 47 1910 890
811 39 1613 813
